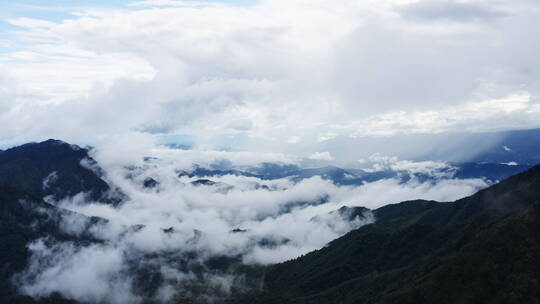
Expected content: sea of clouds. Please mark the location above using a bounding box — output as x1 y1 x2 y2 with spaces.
13 144 489 303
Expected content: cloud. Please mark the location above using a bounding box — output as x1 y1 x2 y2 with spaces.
42 171 58 190
317 132 338 142
15 145 489 302
6 17 58 28
346 92 539 137
400 0 509 22
227 119 254 131
287 136 301 144
365 153 458 179
1 0 540 154
128 0 223 7
16 239 139 304
308 151 334 161
502 161 518 166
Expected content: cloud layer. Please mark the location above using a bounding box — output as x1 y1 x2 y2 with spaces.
1 0 540 157
14 145 489 303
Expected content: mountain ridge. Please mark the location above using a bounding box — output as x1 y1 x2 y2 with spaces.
0 139 121 205
227 164 540 304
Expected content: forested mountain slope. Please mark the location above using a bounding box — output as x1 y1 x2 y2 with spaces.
229 165 540 304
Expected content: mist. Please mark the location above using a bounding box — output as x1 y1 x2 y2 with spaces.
12 143 489 303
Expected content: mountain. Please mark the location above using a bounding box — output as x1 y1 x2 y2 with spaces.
228 165 540 304
0 140 115 304
178 162 531 187
0 139 121 204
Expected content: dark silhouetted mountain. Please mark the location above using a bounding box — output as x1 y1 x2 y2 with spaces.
191 178 217 186
228 164 540 304
143 177 159 189
231 228 248 233
0 140 124 303
0 139 120 205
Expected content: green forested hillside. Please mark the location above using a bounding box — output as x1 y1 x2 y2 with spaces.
228 165 540 304
0 139 117 203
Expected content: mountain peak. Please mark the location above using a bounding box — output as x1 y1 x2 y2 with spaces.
42 138 67 145
0 139 116 204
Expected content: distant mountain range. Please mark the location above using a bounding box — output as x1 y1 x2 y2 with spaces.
1 139 540 303
463 128 540 165
179 161 531 187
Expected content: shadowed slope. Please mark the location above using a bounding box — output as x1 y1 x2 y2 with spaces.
229 164 540 304
0 139 120 204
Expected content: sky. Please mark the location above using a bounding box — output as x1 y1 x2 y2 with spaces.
1 0 540 162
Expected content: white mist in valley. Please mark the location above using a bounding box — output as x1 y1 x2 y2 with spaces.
15 144 489 303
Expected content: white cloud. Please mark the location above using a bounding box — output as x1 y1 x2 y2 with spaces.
366 153 457 178
128 0 222 7
317 132 338 142
1 0 540 152
308 151 334 161
17 239 139 304
7 17 58 28
502 161 518 166
345 92 539 137
287 136 301 144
